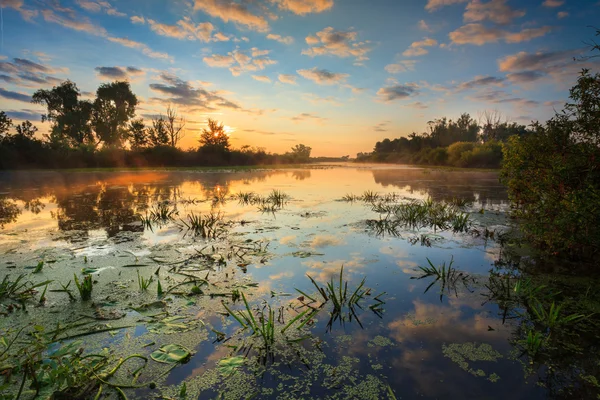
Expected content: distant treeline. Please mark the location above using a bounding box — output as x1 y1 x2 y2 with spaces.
0 80 314 169
357 112 530 168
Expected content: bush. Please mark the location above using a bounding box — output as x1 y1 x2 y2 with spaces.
501 69 600 260
447 142 475 165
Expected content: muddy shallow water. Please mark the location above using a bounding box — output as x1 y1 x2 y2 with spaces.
0 165 568 399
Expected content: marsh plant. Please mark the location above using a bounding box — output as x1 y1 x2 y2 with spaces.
137 269 154 291
412 257 474 301
179 211 223 239
74 273 93 300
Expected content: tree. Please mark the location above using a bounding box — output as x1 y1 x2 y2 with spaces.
128 119 148 150
288 144 312 162
15 120 38 139
0 111 13 142
93 81 138 147
501 67 600 260
165 106 186 148
199 118 230 153
148 116 169 147
32 81 94 147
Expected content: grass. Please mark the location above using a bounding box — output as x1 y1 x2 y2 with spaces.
179 211 223 239
361 190 380 202
235 191 256 204
74 274 93 300
413 257 472 301
149 202 178 221
222 293 276 349
137 269 154 291
0 274 52 301
530 301 586 330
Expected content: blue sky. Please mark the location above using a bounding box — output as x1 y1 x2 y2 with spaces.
0 0 598 156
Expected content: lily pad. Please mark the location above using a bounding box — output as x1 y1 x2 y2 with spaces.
147 315 195 334
150 344 191 364
217 355 246 376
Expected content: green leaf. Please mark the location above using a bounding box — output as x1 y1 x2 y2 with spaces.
150 344 191 364
147 316 191 334
217 356 245 376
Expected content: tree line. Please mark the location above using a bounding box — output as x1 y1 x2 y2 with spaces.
0 80 312 169
358 111 529 168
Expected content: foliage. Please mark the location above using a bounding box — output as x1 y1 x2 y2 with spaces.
199 118 230 154
92 81 138 146
501 67 600 259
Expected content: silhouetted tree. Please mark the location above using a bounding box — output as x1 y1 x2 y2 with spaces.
199 118 230 153
93 81 138 147
148 116 169 147
15 120 38 139
165 105 186 148
32 81 94 147
0 111 13 142
128 119 148 150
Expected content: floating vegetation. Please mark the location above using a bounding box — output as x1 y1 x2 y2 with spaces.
442 342 502 380
150 344 192 364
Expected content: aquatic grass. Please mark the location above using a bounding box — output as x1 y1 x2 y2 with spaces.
137 269 154 292
139 213 154 231
0 274 52 301
179 211 223 239
235 191 257 205
33 261 44 274
530 301 586 330
149 202 178 222
74 274 93 301
267 189 290 208
413 257 472 301
340 193 361 202
361 190 380 202
451 212 471 233
520 328 545 359
222 293 276 349
447 197 473 208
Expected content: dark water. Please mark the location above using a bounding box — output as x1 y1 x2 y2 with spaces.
0 165 590 399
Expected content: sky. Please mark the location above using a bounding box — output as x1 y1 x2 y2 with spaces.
0 0 598 156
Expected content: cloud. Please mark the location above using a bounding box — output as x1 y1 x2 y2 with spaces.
302 27 372 65
41 9 108 36
385 60 418 74
39 7 172 62
94 66 145 80
302 93 342 106
290 112 327 123
542 0 564 7
449 23 551 45
131 15 145 24
193 0 269 32
506 70 546 83
377 83 419 102
143 17 230 43
425 0 468 11
106 37 172 61
405 101 428 109
204 49 276 76
75 0 126 17
271 0 334 15
297 67 349 85
457 75 505 90
418 20 433 32
497 49 580 72
278 74 297 84
0 57 67 87
470 89 540 108
1 0 38 21
0 88 32 103
373 121 390 132
267 33 294 44
557 11 568 19
402 37 437 57
148 72 242 111
5 109 42 121
464 0 525 25
252 75 271 83
309 234 343 248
